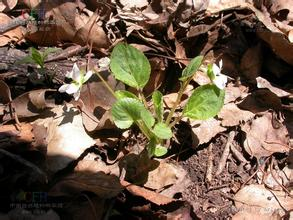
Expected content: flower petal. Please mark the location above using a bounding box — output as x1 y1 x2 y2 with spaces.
83 71 93 83
219 59 223 70
65 83 80 94
71 63 81 81
212 63 221 76
73 90 81 100
58 84 70 93
213 74 227 90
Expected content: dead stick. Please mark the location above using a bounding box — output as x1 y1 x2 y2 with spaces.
206 143 214 182
216 131 235 175
0 14 30 34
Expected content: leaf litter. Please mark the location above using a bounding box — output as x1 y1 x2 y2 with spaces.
0 0 292 219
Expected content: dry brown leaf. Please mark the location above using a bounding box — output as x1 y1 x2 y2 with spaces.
0 13 23 46
234 184 293 217
238 89 282 113
0 80 11 104
144 162 188 191
240 43 262 83
50 171 122 198
4 89 56 119
257 27 293 65
26 2 109 48
0 123 34 144
269 0 293 23
120 0 148 8
34 105 95 172
191 118 226 146
288 29 293 43
143 57 166 96
78 74 118 132
232 210 281 220
224 83 248 104
0 0 17 12
256 76 291 97
121 180 174 205
218 103 254 127
207 0 251 13
241 112 289 158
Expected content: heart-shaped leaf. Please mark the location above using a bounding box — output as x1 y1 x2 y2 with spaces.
111 98 154 129
152 91 163 122
153 122 172 139
180 56 203 81
147 138 168 157
183 84 225 120
110 43 151 89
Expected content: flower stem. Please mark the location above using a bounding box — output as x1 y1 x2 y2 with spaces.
136 121 152 140
138 89 148 109
93 68 116 98
165 77 192 126
169 114 183 128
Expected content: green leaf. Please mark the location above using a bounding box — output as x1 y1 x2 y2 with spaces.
152 91 163 122
110 43 151 89
154 145 168 157
42 47 60 60
111 98 154 129
115 90 138 100
153 122 172 139
183 84 225 120
30 47 44 67
140 108 155 129
179 56 203 81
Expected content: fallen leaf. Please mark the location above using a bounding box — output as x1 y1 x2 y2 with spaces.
238 89 282 113
0 80 11 104
144 162 188 191
241 112 289 158
191 118 226 146
234 184 293 217
121 180 174 205
34 105 96 172
256 76 291 97
3 89 56 120
50 171 122 198
224 83 248 104
240 43 262 83
232 210 281 220
0 13 23 46
0 0 17 12
218 103 254 127
120 0 148 9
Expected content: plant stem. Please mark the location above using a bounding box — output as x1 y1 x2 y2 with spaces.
93 68 116 98
165 77 192 126
169 114 183 128
138 89 148 108
136 121 152 140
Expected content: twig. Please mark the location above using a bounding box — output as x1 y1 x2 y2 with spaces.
230 144 248 164
216 131 235 175
206 143 214 182
0 14 30 34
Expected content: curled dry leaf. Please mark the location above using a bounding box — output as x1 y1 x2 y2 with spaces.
78 74 119 132
3 89 56 120
26 1 109 48
0 13 23 46
120 0 149 9
121 180 174 205
218 103 254 127
0 0 17 12
0 80 12 104
241 112 289 158
234 184 293 218
191 118 226 146
256 76 291 97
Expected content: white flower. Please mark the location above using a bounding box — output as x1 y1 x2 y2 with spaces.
58 63 93 100
97 57 110 71
212 59 227 90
